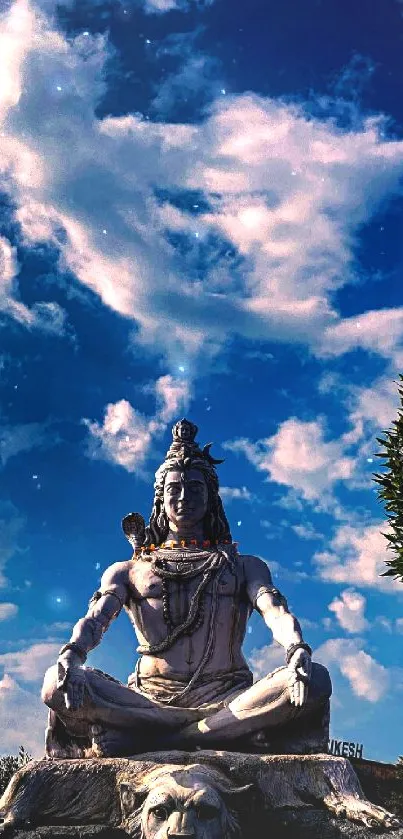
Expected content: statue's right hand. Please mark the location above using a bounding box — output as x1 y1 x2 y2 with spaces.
57 660 86 711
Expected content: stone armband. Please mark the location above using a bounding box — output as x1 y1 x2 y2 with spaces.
253 585 288 611
286 642 312 664
88 590 103 609
88 588 125 615
63 613 113 660
58 641 87 664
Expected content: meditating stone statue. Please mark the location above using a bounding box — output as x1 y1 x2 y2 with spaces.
41 418 332 758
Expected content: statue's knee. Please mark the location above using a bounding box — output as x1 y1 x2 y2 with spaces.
310 663 332 702
41 664 59 707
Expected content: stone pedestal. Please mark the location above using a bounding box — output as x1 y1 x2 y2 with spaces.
1 752 401 838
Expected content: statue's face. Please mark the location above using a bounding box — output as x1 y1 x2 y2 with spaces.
163 468 208 531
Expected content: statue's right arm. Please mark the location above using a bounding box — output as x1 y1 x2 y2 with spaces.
56 562 130 709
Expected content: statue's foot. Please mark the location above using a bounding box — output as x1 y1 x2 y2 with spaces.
91 724 138 758
45 714 87 759
326 794 402 830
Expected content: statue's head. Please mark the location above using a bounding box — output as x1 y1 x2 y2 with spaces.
120 764 250 839
145 419 231 546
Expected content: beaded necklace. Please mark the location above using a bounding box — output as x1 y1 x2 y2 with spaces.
137 546 236 705
136 549 227 654
133 539 236 554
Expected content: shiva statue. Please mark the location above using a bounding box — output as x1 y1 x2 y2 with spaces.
42 419 332 758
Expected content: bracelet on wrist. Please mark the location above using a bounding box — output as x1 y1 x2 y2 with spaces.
59 641 87 664
286 642 312 665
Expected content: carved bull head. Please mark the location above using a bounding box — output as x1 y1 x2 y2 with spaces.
119 764 252 839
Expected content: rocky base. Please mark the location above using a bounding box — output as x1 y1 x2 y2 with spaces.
1 751 401 838
4 814 403 839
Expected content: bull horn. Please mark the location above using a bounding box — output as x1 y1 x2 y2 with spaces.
224 783 254 795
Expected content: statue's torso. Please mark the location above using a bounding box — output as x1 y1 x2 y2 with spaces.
125 551 252 682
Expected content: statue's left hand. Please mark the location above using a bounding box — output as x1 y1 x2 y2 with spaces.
287 648 312 707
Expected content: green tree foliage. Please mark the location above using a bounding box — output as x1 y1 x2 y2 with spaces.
374 375 403 582
0 746 31 797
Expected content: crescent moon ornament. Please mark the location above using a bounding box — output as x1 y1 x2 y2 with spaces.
202 443 225 465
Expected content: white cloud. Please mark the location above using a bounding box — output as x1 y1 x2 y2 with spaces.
317 638 390 703
314 521 402 594
0 642 59 682
0 602 18 621
1 1 403 365
225 418 355 504
0 674 47 757
84 374 190 472
248 642 284 680
84 399 160 472
328 589 369 633
219 485 253 502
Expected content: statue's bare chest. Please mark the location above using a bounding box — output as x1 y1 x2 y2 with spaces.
128 555 242 601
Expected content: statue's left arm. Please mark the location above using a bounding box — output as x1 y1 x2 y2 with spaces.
243 554 312 706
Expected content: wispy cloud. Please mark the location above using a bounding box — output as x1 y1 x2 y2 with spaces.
248 642 284 680
0 502 25 589
0 602 18 621
0 642 60 682
219 485 253 502
0 236 66 333
1 0 403 369
344 373 400 451
319 308 403 366
291 522 324 541
0 641 58 755
0 420 50 467
0 674 47 757
143 0 214 13
152 52 222 118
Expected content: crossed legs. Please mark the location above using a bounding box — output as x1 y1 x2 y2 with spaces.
41 663 331 756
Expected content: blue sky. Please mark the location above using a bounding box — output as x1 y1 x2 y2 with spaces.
0 0 403 762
